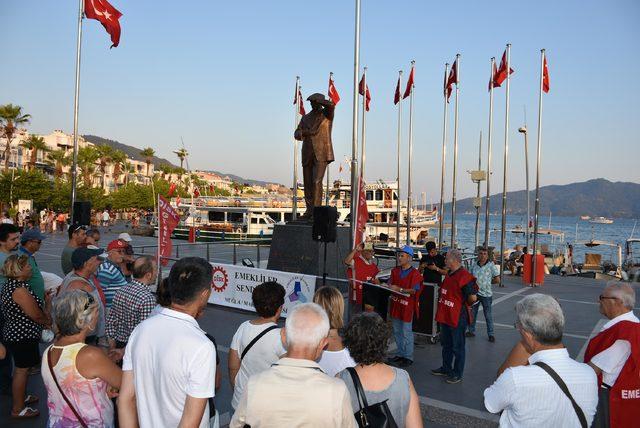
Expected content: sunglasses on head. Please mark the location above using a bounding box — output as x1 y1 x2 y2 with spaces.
83 292 95 311
71 225 88 233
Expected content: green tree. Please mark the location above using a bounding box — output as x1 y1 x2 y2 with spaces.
110 149 127 189
95 144 114 190
77 146 99 187
140 147 155 177
0 169 52 209
0 104 31 172
158 163 172 180
173 148 188 170
20 135 50 171
47 149 70 179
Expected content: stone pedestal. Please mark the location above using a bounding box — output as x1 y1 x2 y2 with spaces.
267 223 351 279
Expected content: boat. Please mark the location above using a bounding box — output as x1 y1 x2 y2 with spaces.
580 215 591 220
569 239 623 280
622 237 640 282
589 216 614 224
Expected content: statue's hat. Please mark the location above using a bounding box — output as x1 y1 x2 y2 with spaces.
307 93 327 103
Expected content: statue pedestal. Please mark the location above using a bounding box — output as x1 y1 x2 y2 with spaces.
267 223 351 280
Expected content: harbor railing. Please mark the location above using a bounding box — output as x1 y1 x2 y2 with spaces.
132 239 271 266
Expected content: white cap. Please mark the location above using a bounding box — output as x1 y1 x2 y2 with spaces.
118 232 132 242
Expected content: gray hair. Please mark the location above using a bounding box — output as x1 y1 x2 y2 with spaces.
605 282 636 309
132 255 156 280
285 302 330 349
446 248 462 264
515 293 564 345
52 290 98 336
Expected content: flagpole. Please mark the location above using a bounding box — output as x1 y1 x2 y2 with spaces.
450 54 461 249
438 63 449 250
474 131 482 249
499 43 511 287
292 77 300 221
484 57 495 248
349 0 361 250
360 67 367 178
70 0 84 225
406 61 415 245
326 72 334 206
395 70 403 247
157 194 161 285
532 49 545 286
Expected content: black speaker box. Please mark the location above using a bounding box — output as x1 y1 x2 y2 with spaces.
312 206 338 242
73 201 91 226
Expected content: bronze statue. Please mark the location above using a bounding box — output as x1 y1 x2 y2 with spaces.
294 93 335 219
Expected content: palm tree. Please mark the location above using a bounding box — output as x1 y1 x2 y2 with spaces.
140 147 155 177
96 144 114 190
158 163 172 180
20 135 50 170
122 161 134 186
47 149 70 179
173 148 188 170
77 146 100 187
0 104 31 172
111 149 127 188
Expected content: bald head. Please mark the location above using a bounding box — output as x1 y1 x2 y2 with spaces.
132 255 157 285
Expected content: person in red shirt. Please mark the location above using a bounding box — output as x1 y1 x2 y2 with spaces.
387 245 423 368
431 248 477 384
344 242 380 312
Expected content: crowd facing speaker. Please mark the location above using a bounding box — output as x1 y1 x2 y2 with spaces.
73 201 91 226
312 206 337 243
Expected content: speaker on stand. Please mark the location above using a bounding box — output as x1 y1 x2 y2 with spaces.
72 201 91 226
312 206 338 286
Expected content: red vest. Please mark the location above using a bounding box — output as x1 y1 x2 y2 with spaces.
388 266 423 322
435 268 476 328
346 255 380 305
584 320 640 428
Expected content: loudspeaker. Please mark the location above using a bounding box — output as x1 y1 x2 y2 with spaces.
312 206 338 242
73 201 91 226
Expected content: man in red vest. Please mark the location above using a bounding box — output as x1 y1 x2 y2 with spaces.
387 245 423 368
584 282 639 428
344 242 380 312
431 249 477 384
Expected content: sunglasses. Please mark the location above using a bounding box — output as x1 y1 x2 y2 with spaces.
599 295 618 301
83 292 95 311
71 225 89 233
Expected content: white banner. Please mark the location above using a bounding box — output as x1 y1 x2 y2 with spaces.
208 263 316 317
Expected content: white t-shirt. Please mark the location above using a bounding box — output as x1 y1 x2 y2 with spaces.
230 320 285 409
123 307 216 428
102 211 110 221
318 348 356 377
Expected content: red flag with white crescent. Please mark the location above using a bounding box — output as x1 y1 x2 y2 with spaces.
167 182 177 197
403 65 415 99
445 60 457 103
293 87 305 115
358 74 371 111
355 176 369 247
83 0 123 48
493 50 514 88
328 75 341 105
393 77 401 105
542 54 550 93
158 196 180 266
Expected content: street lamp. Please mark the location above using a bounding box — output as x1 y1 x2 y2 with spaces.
518 126 530 252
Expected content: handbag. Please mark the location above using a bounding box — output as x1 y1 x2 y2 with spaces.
533 362 588 428
346 367 398 428
47 347 89 428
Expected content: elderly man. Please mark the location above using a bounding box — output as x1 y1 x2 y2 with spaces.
466 247 500 342
432 249 477 384
106 256 158 359
17 228 47 302
97 239 129 310
485 294 598 427
230 303 356 428
119 257 216 428
584 282 639 427
61 224 87 275
294 93 335 219
344 242 380 312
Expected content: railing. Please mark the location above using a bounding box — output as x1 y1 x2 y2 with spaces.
133 239 271 265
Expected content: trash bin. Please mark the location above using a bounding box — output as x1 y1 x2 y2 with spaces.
523 254 545 285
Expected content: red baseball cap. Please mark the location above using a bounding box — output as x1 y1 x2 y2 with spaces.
107 239 128 252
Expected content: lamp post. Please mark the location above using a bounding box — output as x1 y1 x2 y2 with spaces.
518 126 530 252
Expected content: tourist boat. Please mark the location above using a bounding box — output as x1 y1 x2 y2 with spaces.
580 215 591 220
569 239 623 280
589 216 614 224
622 238 640 282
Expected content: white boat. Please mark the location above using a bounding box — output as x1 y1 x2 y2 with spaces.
580 215 591 220
589 216 613 224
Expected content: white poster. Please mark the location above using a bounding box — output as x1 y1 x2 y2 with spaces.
208 262 316 317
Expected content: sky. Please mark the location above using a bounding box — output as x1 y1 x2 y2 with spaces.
1 0 639 201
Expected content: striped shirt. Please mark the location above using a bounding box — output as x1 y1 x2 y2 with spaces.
105 280 156 344
484 348 598 428
96 259 128 310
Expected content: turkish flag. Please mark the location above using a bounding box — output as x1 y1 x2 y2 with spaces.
493 50 514 88
445 60 457 103
393 77 401 105
328 75 341 105
488 61 498 91
293 88 305 115
167 182 177 197
209 184 214 193
403 65 415 99
358 74 371 111
158 196 180 266
84 0 122 48
193 187 200 198
354 175 369 247
542 55 550 93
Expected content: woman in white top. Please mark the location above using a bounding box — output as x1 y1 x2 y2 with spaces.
228 281 286 409
313 286 356 376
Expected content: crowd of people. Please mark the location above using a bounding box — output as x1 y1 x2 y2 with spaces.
0 220 638 427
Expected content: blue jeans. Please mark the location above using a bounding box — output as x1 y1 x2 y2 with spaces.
468 295 494 336
392 318 414 361
439 314 467 378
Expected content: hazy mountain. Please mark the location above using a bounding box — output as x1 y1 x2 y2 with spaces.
444 179 640 218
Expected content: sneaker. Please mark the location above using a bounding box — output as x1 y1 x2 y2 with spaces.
465 332 475 338
445 375 462 384
488 335 496 343
430 367 449 377
395 358 413 368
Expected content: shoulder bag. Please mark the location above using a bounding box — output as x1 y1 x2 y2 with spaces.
241 325 278 360
346 367 398 428
533 361 588 428
47 347 89 428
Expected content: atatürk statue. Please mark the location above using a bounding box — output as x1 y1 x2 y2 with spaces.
294 93 335 219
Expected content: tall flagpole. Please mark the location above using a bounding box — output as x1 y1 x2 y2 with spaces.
395 70 403 246
70 0 84 225
484 57 495 248
532 49 545 286
406 60 415 245
450 54 461 249
326 72 334 205
292 77 300 221
349 0 361 249
360 67 367 178
438 63 449 249
474 131 482 249
499 43 511 287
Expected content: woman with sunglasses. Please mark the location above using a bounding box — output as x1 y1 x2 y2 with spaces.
43 290 122 428
0 254 52 419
